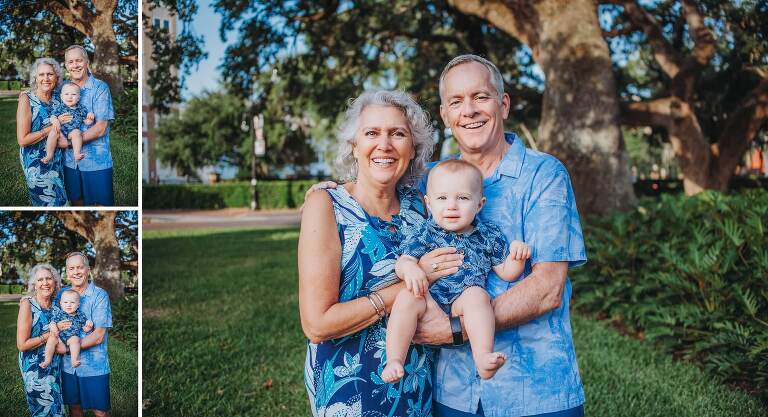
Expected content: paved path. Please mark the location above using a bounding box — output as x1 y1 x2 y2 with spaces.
0 294 23 302
143 208 301 230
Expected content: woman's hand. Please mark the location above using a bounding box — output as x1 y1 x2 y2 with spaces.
57 320 72 332
57 112 73 124
418 247 464 283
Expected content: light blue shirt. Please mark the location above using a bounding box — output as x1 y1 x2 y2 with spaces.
58 282 112 377
63 74 114 171
421 133 587 417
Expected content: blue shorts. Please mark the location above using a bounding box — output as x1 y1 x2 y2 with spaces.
62 372 111 412
63 166 114 205
435 401 584 417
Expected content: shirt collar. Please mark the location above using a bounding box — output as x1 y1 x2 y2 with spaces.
496 132 525 179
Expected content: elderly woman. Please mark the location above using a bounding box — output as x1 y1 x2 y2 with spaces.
16 57 70 206
17 264 66 417
300 90 455 416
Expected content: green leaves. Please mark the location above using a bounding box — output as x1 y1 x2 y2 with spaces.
573 189 768 403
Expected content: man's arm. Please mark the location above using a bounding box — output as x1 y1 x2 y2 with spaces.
81 120 109 143
80 327 107 349
413 261 568 345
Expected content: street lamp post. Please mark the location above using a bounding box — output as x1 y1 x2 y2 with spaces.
251 114 265 211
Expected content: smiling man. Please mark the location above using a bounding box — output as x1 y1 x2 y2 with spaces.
415 55 587 417
62 45 115 206
58 252 113 417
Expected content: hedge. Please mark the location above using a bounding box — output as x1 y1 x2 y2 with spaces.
143 180 318 209
0 284 26 294
572 189 768 403
0 80 24 90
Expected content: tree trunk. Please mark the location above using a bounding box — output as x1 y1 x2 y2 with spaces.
48 0 124 95
90 2 123 95
447 0 636 216
54 212 125 301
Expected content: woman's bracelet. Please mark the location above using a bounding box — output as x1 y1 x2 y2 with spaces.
370 291 386 316
365 294 382 317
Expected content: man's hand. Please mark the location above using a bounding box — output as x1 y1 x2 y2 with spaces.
413 296 453 345
84 112 95 125
417 247 463 283
300 181 338 212
83 320 94 333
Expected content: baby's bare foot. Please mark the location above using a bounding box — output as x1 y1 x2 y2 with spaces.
39 360 50 369
76 153 85 161
41 155 52 164
381 360 405 383
477 352 507 379
72 359 81 368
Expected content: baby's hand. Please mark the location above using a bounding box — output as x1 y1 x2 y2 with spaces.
51 116 61 129
49 323 60 336
83 320 94 332
404 269 429 298
84 112 95 125
509 240 531 261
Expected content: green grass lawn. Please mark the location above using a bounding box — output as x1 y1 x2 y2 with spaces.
0 95 138 206
0 300 138 417
142 227 768 417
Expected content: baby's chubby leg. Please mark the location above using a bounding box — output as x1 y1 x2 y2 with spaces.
39 334 58 369
41 126 59 164
67 335 82 368
451 287 506 379
381 288 427 383
69 130 84 161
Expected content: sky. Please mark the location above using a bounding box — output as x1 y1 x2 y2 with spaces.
183 1 232 99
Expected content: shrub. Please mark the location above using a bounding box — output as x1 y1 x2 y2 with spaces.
111 294 137 350
112 88 138 139
143 180 317 209
572 189 768 402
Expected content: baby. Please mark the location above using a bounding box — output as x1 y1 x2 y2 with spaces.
42 83 94 164
40 289 93 369
381 159 530 382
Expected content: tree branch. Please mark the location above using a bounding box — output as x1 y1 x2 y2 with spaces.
620 97 673 128
619 0 682 77
713 70 768 173
47 0 95 37
288 0 340 23
679 0 715 71
54 211 96 243
446 0 532 47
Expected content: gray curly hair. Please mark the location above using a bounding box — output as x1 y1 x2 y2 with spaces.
28 58 63 93
334 90 434 187
26 263 62 298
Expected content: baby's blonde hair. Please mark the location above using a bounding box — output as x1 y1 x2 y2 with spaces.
60 289 80 303
427 159 484 195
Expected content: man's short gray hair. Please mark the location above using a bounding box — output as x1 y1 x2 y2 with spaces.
28 58 63 92
64 45 89 63
65 251 90 268
26 263 62 297
334 90 434 187
438 54 505 101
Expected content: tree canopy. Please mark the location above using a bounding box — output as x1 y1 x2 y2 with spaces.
0 0 139 94
149 0 767 215
0 211 138 301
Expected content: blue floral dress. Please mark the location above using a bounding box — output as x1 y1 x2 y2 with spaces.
304 185 434 417
20 91 68 206
18 297 64 417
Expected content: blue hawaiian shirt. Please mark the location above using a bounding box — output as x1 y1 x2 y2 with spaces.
51 306 88 342
399 219 509 310
57 282 112 376
63 75 114 171
420 133 587 417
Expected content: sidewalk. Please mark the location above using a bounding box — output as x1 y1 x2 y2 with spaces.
0 294 23 302
143 208 301 230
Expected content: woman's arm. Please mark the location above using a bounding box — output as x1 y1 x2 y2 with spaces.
16 298 50 352
16 93 53 147
299 191 405 344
